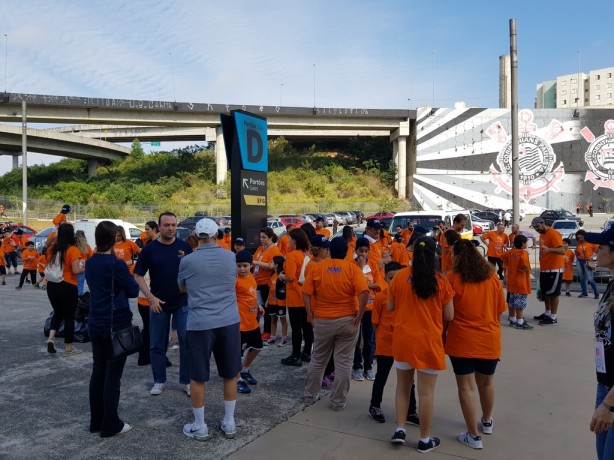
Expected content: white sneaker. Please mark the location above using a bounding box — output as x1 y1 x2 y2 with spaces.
352 369 364 381
120 423 132 434
183 422 209 441
220 420 237 439
150 383 165 396
364 369 376 381
481 417 493 434
458 432 483 449
185 384 191 396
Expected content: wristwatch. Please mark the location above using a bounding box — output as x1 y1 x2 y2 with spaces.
601 402 614 412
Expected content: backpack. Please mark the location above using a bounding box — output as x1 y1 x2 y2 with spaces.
44 252 64 283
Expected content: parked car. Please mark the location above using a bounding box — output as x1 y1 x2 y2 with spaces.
366 212 394 220
539 209 584 227
603 218 614 230
300 215 314 224
74 219 142 249
279 216 305 227
472 210 501 227
334 211 355 225
30 226 54 254
267 219 286 236
551 219 582 240
351 210 365 224
471 215 494 232
176 227 192 241
178 216 203 230
1 222 37 240
473 223 484 236
332 228 365 240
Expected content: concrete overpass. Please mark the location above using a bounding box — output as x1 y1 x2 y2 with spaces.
0 92 416 198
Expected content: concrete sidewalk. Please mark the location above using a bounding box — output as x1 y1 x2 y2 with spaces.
229 294 599 460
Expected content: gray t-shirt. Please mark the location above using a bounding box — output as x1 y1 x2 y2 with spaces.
178 243 239 331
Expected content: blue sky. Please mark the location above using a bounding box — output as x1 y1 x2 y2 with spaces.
1 0 613 174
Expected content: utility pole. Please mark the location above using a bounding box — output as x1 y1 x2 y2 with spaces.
22 101 28 224
510 19 519 224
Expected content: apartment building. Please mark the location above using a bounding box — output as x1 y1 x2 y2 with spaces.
534 66 614 108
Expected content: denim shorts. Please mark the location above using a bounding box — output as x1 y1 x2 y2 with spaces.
185 323 241 382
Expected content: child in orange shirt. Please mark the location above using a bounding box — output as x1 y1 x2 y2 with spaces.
36 253 47 289
562 238 575 297
235 250 265 394
369 262 419 426
265 256 288 346
0 244 6 285
16 241 38 289
501 235 532 329
390 234 407 263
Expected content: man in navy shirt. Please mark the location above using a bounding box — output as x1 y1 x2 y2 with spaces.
134 212 193 396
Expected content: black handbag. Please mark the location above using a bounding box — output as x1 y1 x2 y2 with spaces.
107 261 143 361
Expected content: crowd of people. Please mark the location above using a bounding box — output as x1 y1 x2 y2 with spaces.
4 205 614 456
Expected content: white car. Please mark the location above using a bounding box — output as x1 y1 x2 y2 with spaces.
551 219 581 240
267 219 286 236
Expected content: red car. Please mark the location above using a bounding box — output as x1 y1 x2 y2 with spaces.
366 212 394 220
472 223 484 235
1 222 37 239
279 216 306 227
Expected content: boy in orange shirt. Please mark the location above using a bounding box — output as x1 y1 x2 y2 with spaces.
390 234 407 263
501 235 533 329
562 238 575 297
36 253 47 289
369 262 419 426
0 243 6 285
235 250 265 394
16 241 38 289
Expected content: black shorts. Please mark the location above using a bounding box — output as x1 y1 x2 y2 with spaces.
241 327 263 355
267 304 287 317
540 271 562 297
449 356 499 376
185 323 242 382
0 266 6 276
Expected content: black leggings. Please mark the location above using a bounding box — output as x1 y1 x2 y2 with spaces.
488 256 504 279
47 281 78 343
370 355 417 414
257 284 271 334
18 269 37 288
137 304 151 365
288 307 313 358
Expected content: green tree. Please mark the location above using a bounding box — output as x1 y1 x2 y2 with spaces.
130 139 145 159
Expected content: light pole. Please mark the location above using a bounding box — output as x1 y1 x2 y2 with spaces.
3 34 7 94
280 83 283 106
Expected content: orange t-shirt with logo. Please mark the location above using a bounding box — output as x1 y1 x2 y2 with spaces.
114 240 140 273
500 248 531 295
575 241 599 261
352 258 382 311
445 271 507 359
284 249 306 307
46 245 82 286
483 231 509 258
372 287 394 357
390 241 407 263
21 248 39 271
253 244 282 286
2 235 16 253
563 249 575 281
315 228 331 239
236 274 259 332
277 235 291 257
268 272 280 307
302 258 368 319
52 213 67 227
401 229 413 246
538 228 564 270
388 268 454 370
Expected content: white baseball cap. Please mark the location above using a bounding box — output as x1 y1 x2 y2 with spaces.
195 218 219 238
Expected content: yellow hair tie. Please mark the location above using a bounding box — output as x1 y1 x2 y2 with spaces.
419 241 426 247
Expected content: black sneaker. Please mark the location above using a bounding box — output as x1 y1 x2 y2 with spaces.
240 371 257 385
237 380 251 394
281 355 302 366
391 429 406 445
539 316 557 325
579 293 588 298
417 437 441 453
406 413 420 426
595 294 601 299
368 405 385 423
565 292 571 297
300 353 311 363
533 312 548 320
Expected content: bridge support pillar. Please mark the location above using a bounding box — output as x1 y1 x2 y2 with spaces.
391 120 410 200
12 154 19 170
392 141 398 192
215 127 227 184
87 159 98 177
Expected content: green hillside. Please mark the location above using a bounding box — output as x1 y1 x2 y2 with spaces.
0 137 402 217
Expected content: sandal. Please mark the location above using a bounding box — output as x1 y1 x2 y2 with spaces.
47 340 57 354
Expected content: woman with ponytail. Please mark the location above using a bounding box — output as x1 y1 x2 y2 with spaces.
387 236 454 454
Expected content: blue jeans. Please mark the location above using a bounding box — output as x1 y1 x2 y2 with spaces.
578 260 599 296
595 383 614 460
77 273 86 296
149 306 188 385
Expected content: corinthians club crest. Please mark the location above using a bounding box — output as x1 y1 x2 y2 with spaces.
581 120 614 190
488 109 565 202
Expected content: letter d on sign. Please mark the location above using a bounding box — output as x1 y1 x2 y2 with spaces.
247 129 263 164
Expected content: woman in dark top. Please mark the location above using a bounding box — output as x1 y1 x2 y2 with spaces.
585 227 614 459
86 221 140 438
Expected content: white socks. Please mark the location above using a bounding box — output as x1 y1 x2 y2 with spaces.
193 406 205 428
224 400 236 425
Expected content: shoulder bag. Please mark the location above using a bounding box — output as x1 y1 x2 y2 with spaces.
107 260 143 361
44 252 64 283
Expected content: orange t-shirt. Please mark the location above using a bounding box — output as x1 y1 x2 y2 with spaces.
390 241 407 263
0 247 5 266
21 248 39 271
538 228 564 270
2 236 16 253
284 249 306 307
277 235 291 257
372 287 394 357
440 230 460 272
253 244 282 286
353 258 382 310
46 230 57 243
302 258 368 319
388 268 454 370
575 241 599 261
563 249 575 281
114 240 140 272
315 228 331 239
401 229 413 246
52 213 67 226
268 272 280 307
500 248 531 294
483 231 509 258
368 240 383 268
445 271 507 359
236 274 259 332
345 238 356 262
37 254 47 272
46 245 82 286
79 244 93 261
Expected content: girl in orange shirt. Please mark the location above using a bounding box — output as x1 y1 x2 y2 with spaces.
114 227 140 273
388 237 454 453
279 228 312 367
562 238 575 297
75 230 93 296
266 256 288 346
446 239 507 450
342 226 356 262
253 227 281 341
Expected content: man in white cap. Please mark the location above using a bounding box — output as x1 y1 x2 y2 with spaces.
178 218 242 441
134 212 193 396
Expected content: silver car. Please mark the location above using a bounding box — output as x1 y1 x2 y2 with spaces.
334 211 354 225
551 219 582 240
